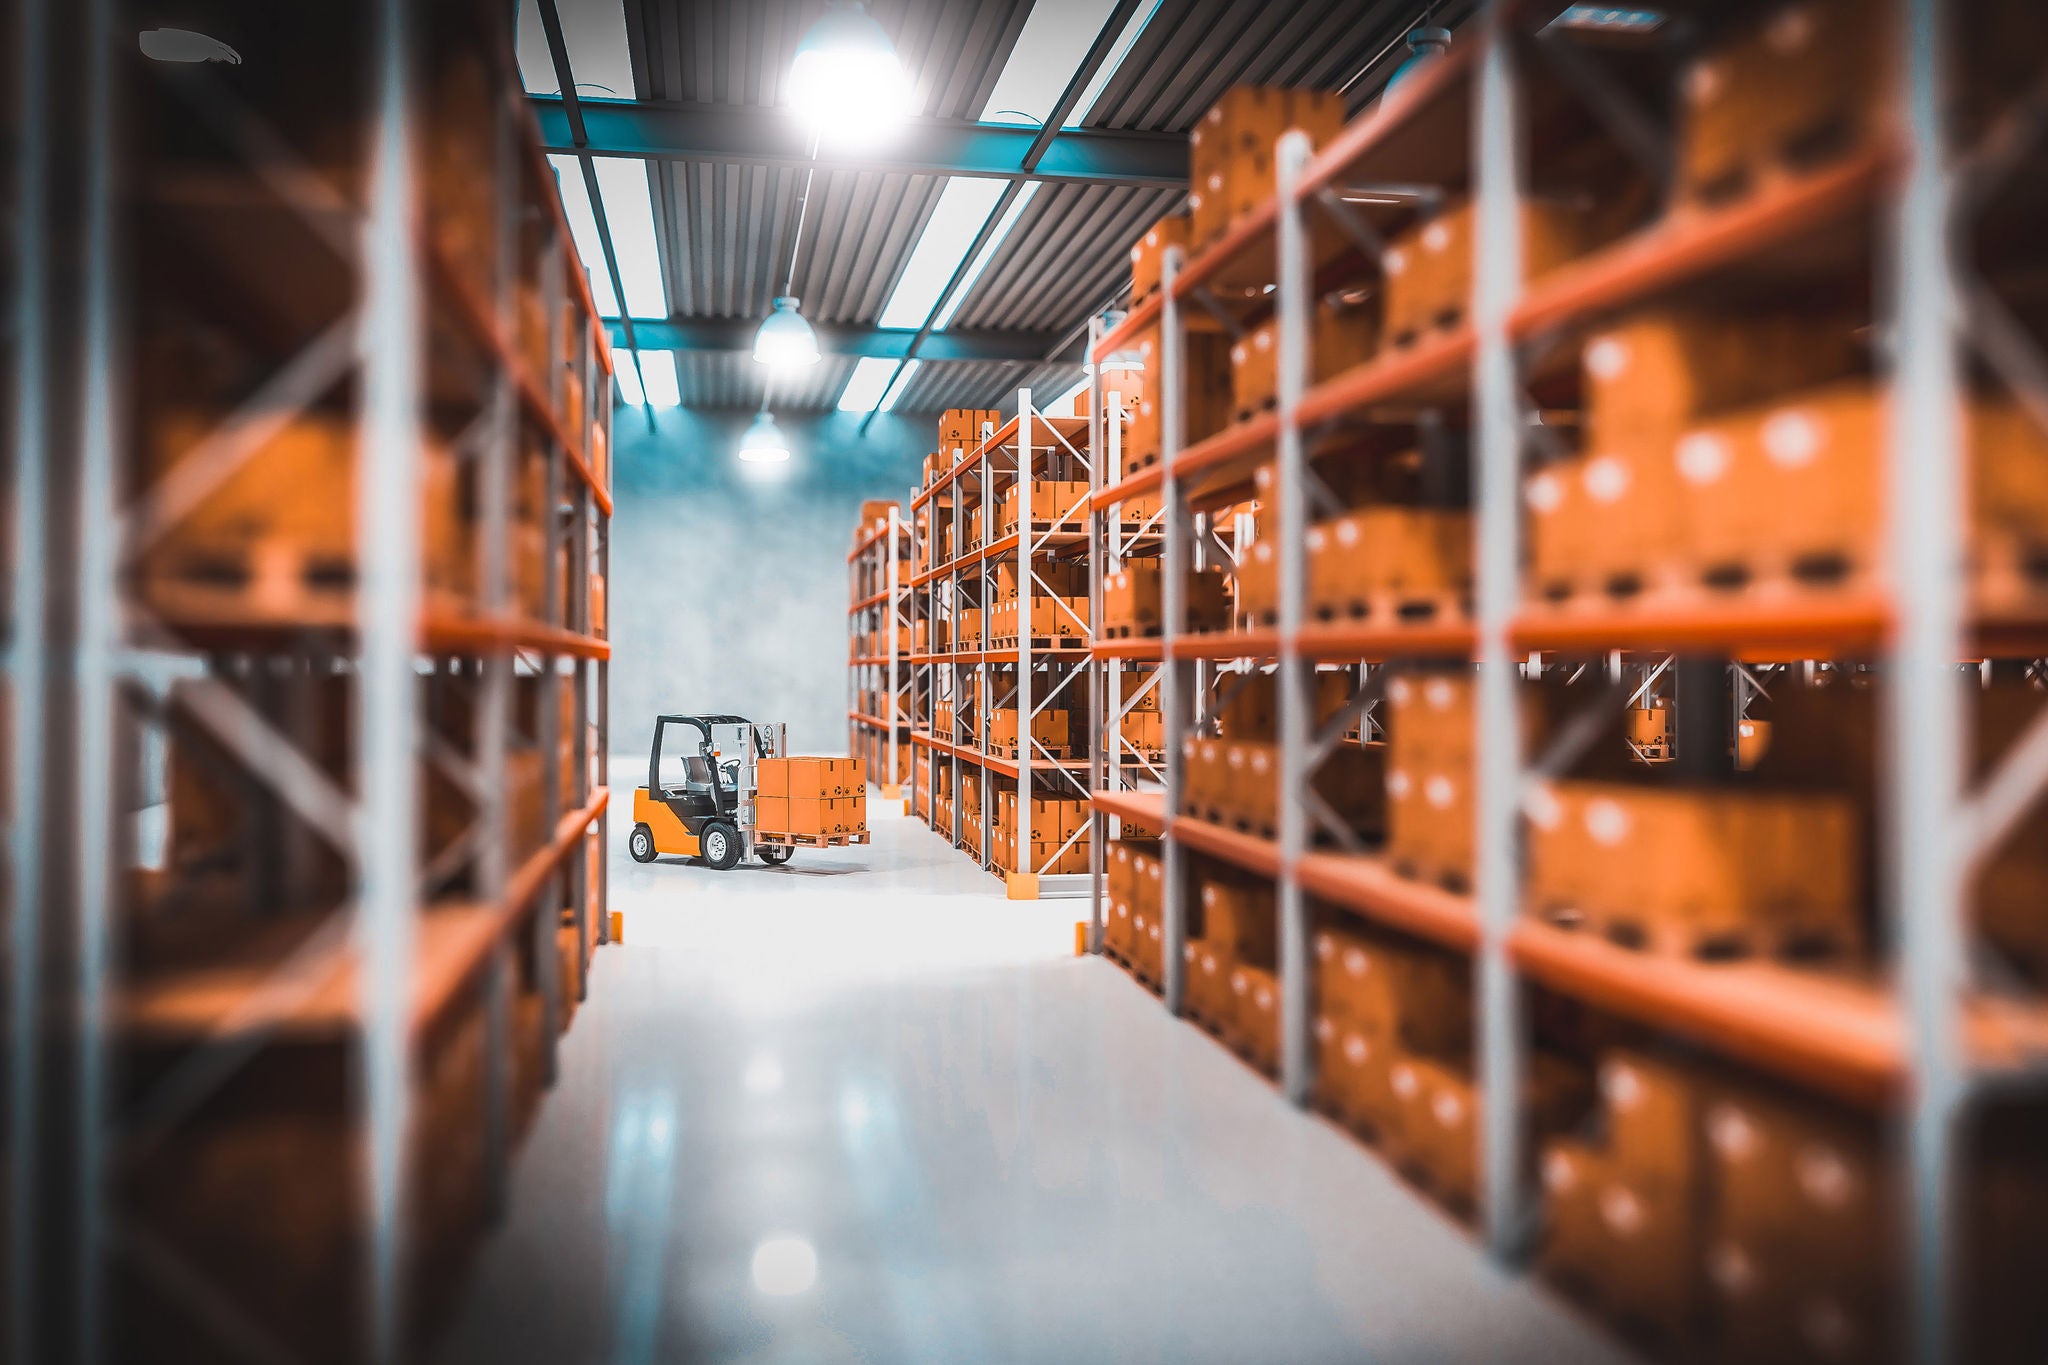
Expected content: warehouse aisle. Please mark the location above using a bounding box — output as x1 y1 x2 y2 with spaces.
439 775 1633 1365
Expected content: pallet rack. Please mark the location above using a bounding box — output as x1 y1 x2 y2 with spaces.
907 395 1099 899
1084 3 2048 1359
847 505 914 798
7 3 611 1358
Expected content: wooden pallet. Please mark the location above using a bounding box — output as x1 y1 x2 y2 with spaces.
1387 856 1472 897
986 742 1072 760
1536 903 1857 964
984 634 1083 653
1101 622 1164 640
1309 589 1473 628
1382 304 1466 354
753 830 871 849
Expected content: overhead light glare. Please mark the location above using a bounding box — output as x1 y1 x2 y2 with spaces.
789 2 912 147
1547 6 1668 34
739 413 791 462
753 296 822 370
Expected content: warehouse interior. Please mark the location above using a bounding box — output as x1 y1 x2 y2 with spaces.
8 0 2048 1363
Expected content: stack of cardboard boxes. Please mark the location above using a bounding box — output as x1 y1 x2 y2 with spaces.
1101 560 1231 638
754 757 867 838
1104 838 1166 986
1541 1049 1900 1355
990 794 1092 876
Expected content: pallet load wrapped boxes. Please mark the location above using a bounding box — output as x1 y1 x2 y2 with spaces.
755 757 868 841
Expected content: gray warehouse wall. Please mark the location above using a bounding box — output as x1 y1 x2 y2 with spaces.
606 405 935 761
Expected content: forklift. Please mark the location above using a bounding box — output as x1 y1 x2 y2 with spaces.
628 714 792 870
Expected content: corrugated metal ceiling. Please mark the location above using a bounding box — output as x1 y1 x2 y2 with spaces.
615 0 1447 413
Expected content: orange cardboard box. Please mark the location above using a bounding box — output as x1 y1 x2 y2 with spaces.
784 798 829 835
1129 210 1191 304
755 795 791 834
782 757 829 799
756 758 790 799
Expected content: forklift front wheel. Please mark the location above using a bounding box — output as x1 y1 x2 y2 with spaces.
629 824 657 863
700 819 742 871
756 844 794 866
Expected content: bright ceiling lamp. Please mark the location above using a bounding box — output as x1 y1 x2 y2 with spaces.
755 296 821 370
789 2 912 146
739 412 791 463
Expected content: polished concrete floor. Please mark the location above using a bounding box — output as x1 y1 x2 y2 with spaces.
439 777 1635 1365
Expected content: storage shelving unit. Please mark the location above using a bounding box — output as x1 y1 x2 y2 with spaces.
1083 3 2048 1359
907 395 1099 898
7 3 612 1358
847 506 914 797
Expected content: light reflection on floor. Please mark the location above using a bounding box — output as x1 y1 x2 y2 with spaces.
437 769 1634 1365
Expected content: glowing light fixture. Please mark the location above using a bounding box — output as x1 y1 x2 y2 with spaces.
739 413 791 463
789 2 911 146
753 296 821 370
751 1236 818 1296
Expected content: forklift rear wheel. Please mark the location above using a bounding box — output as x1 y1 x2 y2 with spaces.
629 824 657 863
700 820 742 871
756 845 794 866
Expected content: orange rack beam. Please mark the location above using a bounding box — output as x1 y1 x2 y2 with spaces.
1510 149 1894 342
1297 854 1481 952
1169 630 1280 660
1171 815 1282 878
1091 789 1167 828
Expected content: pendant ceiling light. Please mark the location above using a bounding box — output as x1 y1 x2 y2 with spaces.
754 295 821 370
789 1 912 146
1387 5 1452 94
739 412 791 463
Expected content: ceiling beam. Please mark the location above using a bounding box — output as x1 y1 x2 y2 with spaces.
533 97 1188 189
610 317 1084 364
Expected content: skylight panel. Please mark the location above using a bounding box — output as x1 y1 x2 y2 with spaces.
837 357 904 413
517 0 635 98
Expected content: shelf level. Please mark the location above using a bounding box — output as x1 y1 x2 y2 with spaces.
1296 621 1477 662
1510 149 1894 342
123 789 608 1046
1091 788 1167 828
1169 630 1280 660
1171 815 1282 879
1297 854 1480 952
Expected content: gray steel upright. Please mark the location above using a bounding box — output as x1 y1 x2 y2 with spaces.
1018 393 1035 873
1886 0 1965 1359
72 0 122 1349
1159 247 1191 1013
479 51 520 1219
357 0 425 1353
1272 130 1315 1105
1087 317 1108 950
7 2 53 1354
1472 8 1532 1263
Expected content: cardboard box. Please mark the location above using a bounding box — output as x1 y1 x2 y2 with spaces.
1229 299 1380 421
939 408 1000 454
1129 211 1191 304
997 480 1091 534
1187 86 1347 249
1228 964 1281 1074
1122 325 1234 470
1199 877 1277 969
1380 197 1594 348
1676 0 1891 208
1306 506 1472 621
756 795 791 834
